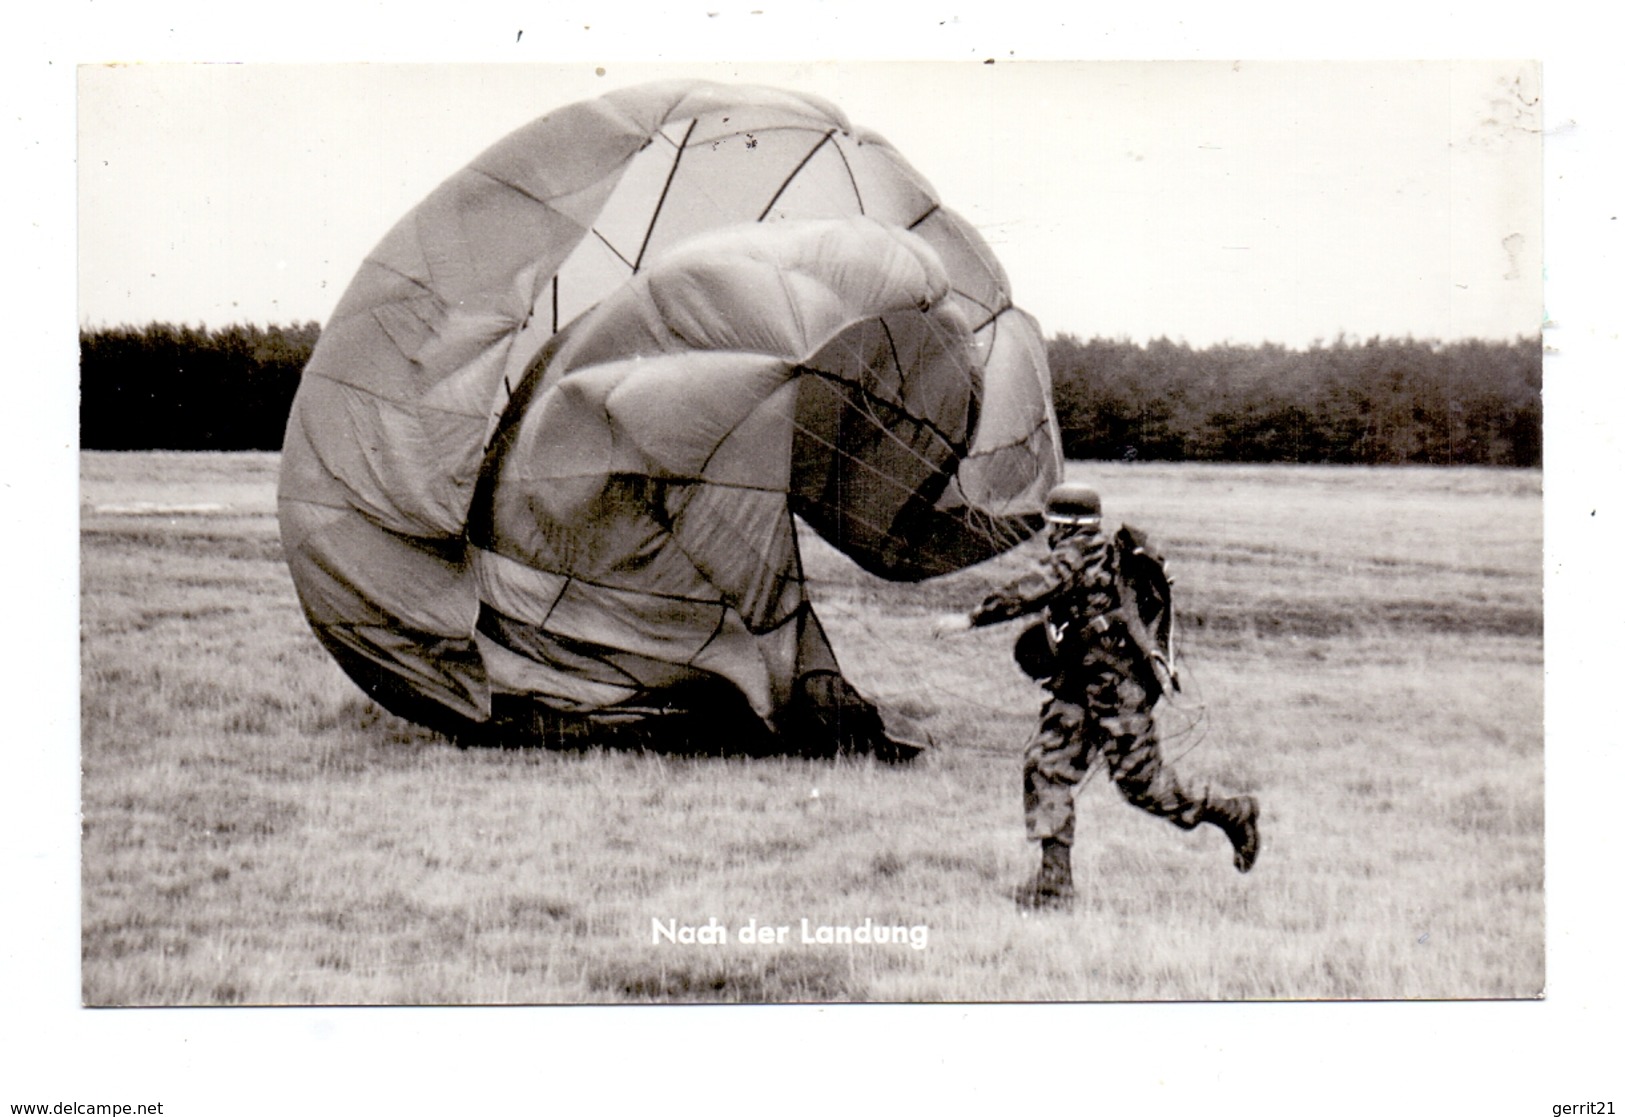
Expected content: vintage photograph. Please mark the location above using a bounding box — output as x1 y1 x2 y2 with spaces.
77 60 1543 1005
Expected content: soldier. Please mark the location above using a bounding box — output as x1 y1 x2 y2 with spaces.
935 482 1259 910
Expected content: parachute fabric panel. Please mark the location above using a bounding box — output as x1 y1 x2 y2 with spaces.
478 217 967 725
279 80 1061 741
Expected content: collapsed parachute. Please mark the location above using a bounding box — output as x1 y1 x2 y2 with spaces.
278 80 1061 752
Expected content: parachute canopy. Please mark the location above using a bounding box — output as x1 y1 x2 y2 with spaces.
278 79 1061 746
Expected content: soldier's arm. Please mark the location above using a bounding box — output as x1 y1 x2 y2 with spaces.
967 540 1094 627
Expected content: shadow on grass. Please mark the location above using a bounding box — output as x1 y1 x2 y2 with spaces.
446 678 929 765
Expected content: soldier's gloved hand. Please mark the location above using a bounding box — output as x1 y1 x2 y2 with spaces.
931 613 973 639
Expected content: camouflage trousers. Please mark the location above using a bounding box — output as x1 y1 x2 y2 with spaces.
1022 667 1206 844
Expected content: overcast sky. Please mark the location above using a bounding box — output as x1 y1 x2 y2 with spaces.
77 59 1543 348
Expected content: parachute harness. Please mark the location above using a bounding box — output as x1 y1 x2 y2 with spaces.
908 527 1216 772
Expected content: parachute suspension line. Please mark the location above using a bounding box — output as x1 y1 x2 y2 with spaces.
786 423 972 568
634 117 699 272
849 375 980 485
800 343 977 468
788 419 928 505
1155 656 1211 769
550 275 559 334
756 129 839 222
952 502 1033 553
788 420 1018 572
796 372 971 493
869 318 976 444
897 675 1032 720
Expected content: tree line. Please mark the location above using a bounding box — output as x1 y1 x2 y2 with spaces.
80 321 320 452
1049 333 1540 466
79 322 1541 466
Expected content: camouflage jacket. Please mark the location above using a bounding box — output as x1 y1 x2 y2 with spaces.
969 530 1116 635
970 527 1175 698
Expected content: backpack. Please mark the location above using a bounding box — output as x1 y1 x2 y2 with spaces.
1113 524 1179 698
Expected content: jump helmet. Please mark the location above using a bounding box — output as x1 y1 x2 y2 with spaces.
1042 482 1102 530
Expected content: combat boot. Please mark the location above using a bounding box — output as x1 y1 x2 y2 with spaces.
1203 794 1260 873
1015 838 1075 911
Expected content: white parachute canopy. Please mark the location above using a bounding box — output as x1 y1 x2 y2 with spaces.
279 80 1062 747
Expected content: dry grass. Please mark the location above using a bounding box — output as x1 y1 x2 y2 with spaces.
80 452 1542 1004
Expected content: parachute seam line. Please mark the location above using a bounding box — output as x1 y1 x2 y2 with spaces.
906 204 941 232
463 166 561 209
551 275 559 334
782 521 811 647
794 605 849 678
773 270 812 368
935 309 988 410
755 129 838 221
688 607 733 665
539 574 571 630
791 417 1012 564
520 469 795 498
355 258 438 302
783 458 977 576
966 415 1051 455
478 604 648 691
798 365 970 462
515 566 729 608
752 603 804 636
697 121 837 140
675 121 841 159
565 646 645 693
591 227 636 270
962 295 1001 326
970 302 1015 335
302 373 489 420
793 376 944 493
634 118 699 272
867 318 973 444
664 518 801 640
692 399 762 479
828 134 863 212
877 318 906 405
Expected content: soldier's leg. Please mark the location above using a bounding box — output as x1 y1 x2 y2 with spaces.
1099 674 1260 872
1100 711 1206 829
1096 673 1205 828
1022 695 1090 843
1203 793 1260 872
1016 696 1090 909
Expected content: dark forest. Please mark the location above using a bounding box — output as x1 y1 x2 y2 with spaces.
79 322 1540 466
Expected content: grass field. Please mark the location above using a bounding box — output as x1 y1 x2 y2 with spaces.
79 452 1543 1004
